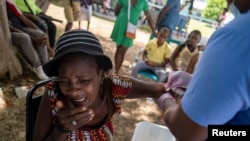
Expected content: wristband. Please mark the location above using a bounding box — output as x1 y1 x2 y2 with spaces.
156 93 175 110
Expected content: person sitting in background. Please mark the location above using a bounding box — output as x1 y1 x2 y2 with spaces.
9 29 49 80
14 0 57 49
154 1 250 140
6 0 49 79
132 27 172 82
169 30 201 73
33 29 168 140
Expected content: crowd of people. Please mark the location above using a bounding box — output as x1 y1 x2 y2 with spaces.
3 0 250 140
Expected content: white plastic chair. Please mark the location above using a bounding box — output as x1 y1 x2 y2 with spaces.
131 121 176 141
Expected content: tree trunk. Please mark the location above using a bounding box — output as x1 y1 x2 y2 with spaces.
0 0 51 80
0 1 22 80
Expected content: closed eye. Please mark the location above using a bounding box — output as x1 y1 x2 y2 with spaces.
56 78 92 86
57 79 70 86
78 79 91 85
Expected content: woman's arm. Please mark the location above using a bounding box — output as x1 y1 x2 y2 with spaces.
114 3 122 16
142 50 148 60
186 53 199 74
155 5 170 27
169 45 183 71
161 100 207 141
18 14 40 30
23 13 42 23
33 92 54 140
126 78 167 99
33 92 68 141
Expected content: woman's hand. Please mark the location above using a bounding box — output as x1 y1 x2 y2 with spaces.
31 34 48 45
55 100 95 131
165 71 192 89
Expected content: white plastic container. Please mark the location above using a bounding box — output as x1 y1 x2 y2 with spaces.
131 121 176 141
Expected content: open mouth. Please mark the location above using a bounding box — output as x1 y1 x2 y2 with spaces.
71 97 87 106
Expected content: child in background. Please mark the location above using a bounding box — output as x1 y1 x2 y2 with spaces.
186 44 205 74
169 30 201 73
132 27 172 82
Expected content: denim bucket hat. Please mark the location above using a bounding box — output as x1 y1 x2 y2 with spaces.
43 29 113 77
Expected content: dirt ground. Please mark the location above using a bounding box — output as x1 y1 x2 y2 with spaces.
0 3 167 141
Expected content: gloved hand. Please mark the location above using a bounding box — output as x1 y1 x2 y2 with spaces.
165 71 192 89
155 93 175 110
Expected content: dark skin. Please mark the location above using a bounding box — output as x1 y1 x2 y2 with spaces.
143 28 170 67
155 4 170 28
186 52 199 74
33 53 167 141
161 1 250 141
186 45 205 74
113 0 156 74
22 13 55 57
169 32 201 71
8 13 48 46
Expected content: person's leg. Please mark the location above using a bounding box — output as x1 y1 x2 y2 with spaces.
63 0 74 31
86 5 92 31
11 32 41 68
11 32 48 79
65 23 73 32
22 28 49 65
176 18 181 36
114 46 128 74
72 1 81 21
131 61 151 78
43 18 57 48
178 16 188 36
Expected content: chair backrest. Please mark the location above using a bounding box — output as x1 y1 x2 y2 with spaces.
26 78 56 141
131 121 176 141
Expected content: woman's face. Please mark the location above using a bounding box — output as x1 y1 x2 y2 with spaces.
57 53 103 107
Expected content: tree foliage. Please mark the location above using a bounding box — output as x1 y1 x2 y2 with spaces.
203 0 227 20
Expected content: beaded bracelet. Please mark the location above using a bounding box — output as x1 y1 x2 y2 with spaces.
55 122 70 133
156 93 175 110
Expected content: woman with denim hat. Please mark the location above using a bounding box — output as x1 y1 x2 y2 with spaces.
33 29 169 140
